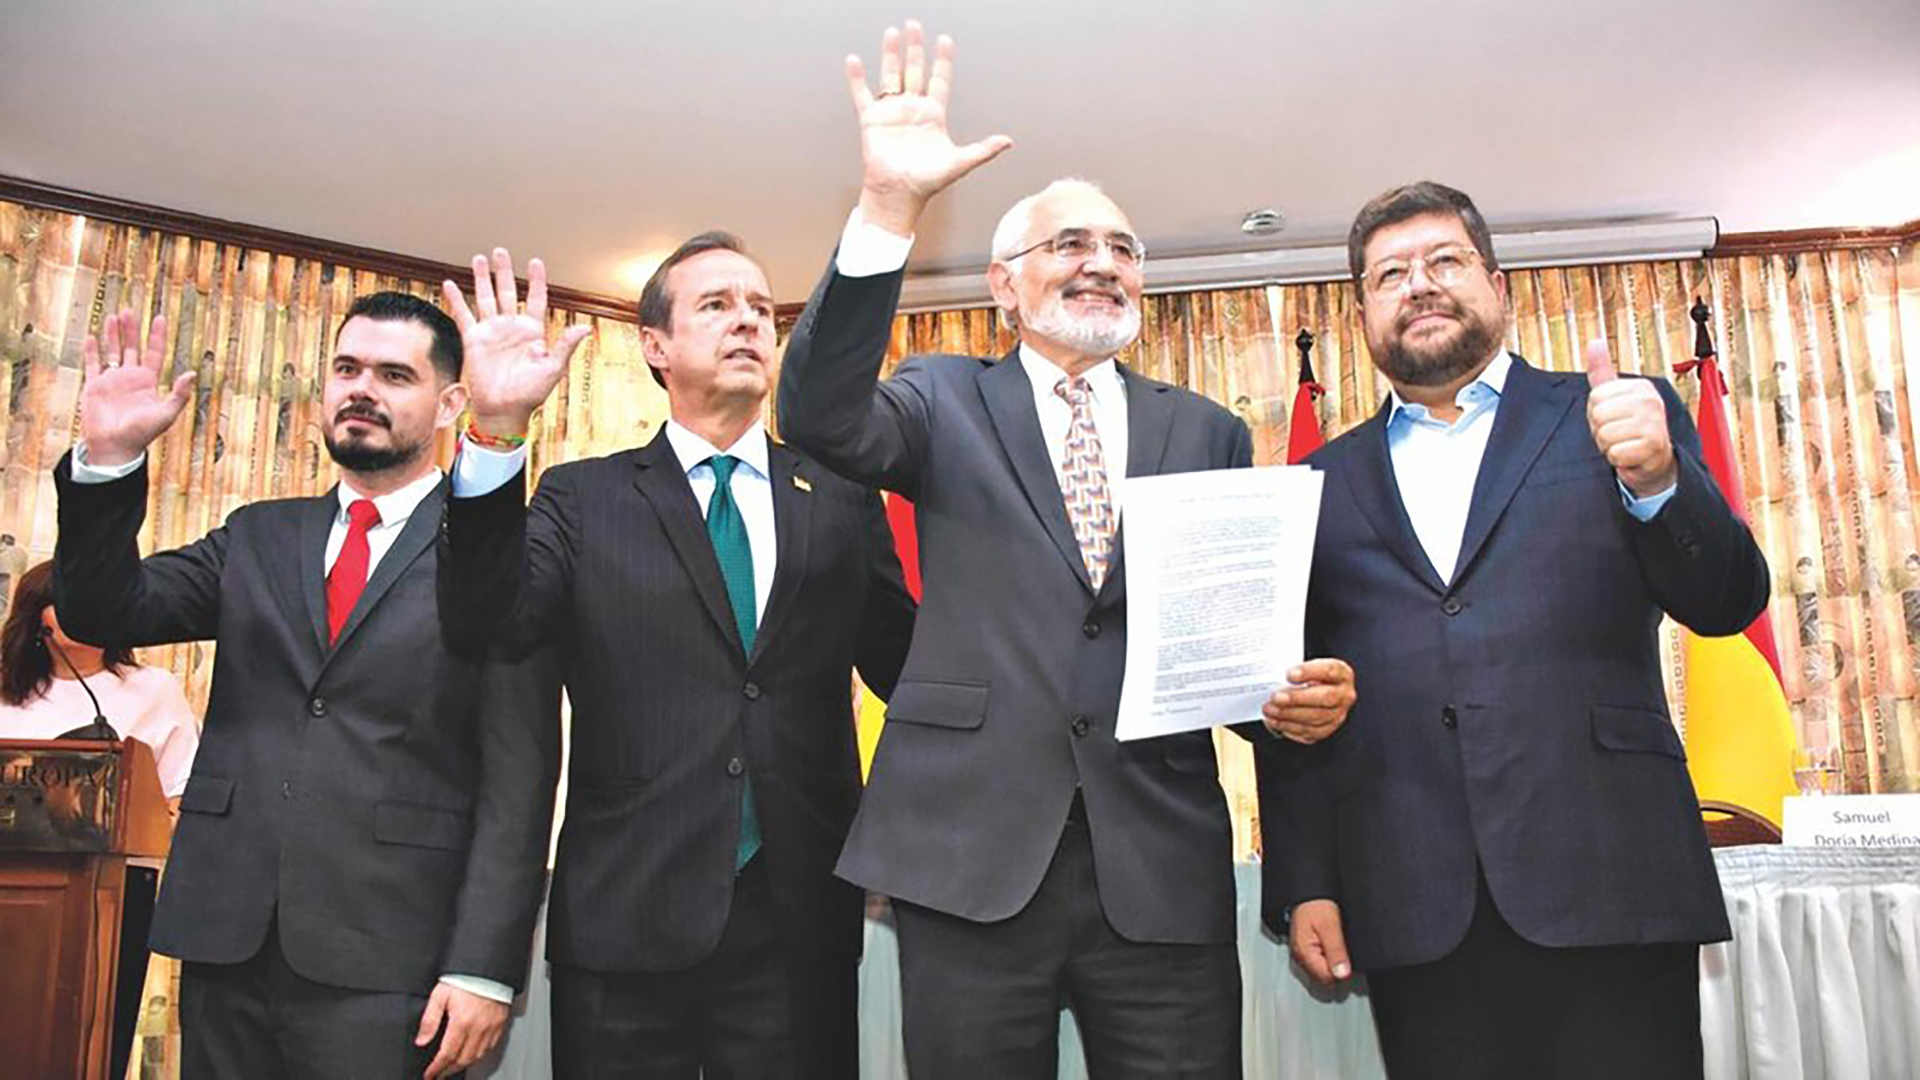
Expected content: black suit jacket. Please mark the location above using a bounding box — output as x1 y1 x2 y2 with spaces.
778 263 1262 945
53 457 558 994
442 430 915 977
1260 358 1769 972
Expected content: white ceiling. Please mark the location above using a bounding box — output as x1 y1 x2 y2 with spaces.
3 0 1917 303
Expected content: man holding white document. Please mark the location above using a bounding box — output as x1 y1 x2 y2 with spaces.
777 21 1355 1079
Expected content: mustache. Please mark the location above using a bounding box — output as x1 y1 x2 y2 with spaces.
333 403 390 428
1396 301 1461 332
1062 278 1131 307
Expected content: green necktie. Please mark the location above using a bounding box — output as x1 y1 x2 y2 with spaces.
706 455 762 870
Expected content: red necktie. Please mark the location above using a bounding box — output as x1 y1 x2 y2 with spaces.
326 498 381 643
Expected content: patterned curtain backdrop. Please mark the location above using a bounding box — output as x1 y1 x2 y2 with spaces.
0 200 670 706
869 246 1920 805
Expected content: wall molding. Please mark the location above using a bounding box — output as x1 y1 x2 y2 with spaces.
4 175 1912 320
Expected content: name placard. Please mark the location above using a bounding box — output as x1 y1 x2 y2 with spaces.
1782 794 1920 848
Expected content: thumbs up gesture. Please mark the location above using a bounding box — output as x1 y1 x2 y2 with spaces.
1584 340 1676 497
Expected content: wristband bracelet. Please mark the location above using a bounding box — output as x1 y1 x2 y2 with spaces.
465 419 528 451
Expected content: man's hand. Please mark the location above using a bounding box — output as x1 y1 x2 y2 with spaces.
415 981 510 1080
846 20 1013 237
441 248 591 440
1584 340 1675 498
1289 899 1353 985
1262 658 1356 743
79 309 196 467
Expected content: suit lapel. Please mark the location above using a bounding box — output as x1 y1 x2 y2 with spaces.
1451 357 1578 582
631 428 746 656
750 438 809 664
322 480 448 665
1340 404 1449 594
299 488 336 654
1098 364 1175 605
977 350 1092 592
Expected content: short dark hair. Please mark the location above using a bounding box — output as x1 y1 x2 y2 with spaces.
1347 181 1498 286
2 561 135 706
337 291 463 382
637 231 754 389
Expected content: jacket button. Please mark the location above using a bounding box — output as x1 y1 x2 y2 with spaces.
1082 621 1100 639
1070 715 1091 737
726 757 745 777
1441 597 1463 616
1441 705 1458 729
742 682 761 701
308 697 326 717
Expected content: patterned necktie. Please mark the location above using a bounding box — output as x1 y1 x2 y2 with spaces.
325 498 381 644
705 455 762 870
1055 376 1117 590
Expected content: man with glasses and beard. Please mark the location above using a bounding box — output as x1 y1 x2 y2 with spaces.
52 294 557 1080
1262 182 1769 1079
776 21 1356 1079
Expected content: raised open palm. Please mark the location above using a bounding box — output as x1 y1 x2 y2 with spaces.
80 309 196 466
442 248 591 433
848 21 1013 232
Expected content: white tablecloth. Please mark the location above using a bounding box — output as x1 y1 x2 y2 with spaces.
1703 846 1920 1080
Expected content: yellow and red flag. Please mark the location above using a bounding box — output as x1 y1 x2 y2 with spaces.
857 493 922 779
1675 299 1798 824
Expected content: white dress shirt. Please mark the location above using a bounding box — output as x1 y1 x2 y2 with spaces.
71 447 511 1004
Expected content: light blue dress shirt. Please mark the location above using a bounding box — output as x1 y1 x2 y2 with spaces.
1384 352 1674 585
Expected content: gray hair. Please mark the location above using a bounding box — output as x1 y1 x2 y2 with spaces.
990 178 1111 262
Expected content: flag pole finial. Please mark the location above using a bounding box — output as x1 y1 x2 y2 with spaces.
1294 328 1318 386
1690 297 1715 360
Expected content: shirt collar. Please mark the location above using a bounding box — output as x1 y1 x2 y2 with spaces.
1018 344 1125 407
1388 350 1513 426
665 419 770 479
337 467 442 527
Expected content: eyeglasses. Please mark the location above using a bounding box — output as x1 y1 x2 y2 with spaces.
1361 246 1483 295
1003 229 1146 268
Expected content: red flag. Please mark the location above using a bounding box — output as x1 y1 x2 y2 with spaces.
1287 330 1325 464
883 492 922 601
1675 326 1781 675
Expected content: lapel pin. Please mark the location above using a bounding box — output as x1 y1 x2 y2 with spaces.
793 475 812 493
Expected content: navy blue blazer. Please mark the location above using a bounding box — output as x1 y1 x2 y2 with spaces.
1260 357 1769 972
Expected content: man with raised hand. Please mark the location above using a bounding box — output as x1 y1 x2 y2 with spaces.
438 237 915 1078
1264 181 1769 1079
54 298 558 1079
777 21 1356 1079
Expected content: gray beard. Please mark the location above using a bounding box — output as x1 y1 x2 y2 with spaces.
1024 301 1142 359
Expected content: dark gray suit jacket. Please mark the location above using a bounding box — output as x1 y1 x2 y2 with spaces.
441 431 915 978
778 263 1257 945
53 457 559 994
1259 358 1769 972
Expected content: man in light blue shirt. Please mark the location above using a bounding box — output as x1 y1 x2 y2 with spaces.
1265 182 1768 1080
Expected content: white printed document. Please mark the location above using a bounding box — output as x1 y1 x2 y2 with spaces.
1115 466 1323 741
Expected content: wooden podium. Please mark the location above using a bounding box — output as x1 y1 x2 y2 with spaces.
0 738 171 1080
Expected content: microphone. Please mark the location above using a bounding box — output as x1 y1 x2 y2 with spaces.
44 628 119 741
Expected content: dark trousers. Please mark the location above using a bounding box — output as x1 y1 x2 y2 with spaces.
551 856 847 1080
1367 874 1704 1080
892 806 1242 1080
179 923 441 1080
